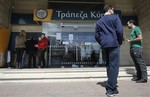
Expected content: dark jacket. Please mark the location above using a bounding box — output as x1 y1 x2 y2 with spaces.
95 14 123 48
26 38 37 53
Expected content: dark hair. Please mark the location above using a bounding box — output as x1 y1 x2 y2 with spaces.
42 33 45 35
21 30 25 32
104 5 113 12
128 20 136 25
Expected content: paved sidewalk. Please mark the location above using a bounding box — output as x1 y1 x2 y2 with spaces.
0 79 150 97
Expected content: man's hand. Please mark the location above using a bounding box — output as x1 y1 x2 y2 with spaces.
35 44 38 47
127 39 131 43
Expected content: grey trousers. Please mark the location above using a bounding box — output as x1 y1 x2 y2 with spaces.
130 47 147 80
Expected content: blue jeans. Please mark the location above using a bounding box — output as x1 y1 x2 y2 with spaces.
130 47 147 80
103 47 120 93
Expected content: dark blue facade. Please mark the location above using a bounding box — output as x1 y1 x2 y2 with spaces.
11 13 37 24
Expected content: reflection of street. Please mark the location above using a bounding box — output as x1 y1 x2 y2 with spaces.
63 45 76 62
80 45 86 61
50 42 103 68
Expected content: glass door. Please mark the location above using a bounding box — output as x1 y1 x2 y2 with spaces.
42 22 103 68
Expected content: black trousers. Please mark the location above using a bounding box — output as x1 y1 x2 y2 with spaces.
130 47 147 80
37 49 46 68
28 51 36 68
16 48 25 68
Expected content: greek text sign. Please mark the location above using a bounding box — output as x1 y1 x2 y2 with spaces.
51 9 121 20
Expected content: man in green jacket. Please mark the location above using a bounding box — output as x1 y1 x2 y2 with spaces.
127 20 147 83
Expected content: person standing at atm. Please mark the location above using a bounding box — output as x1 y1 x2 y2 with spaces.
15 30 26 69
35 33 48 68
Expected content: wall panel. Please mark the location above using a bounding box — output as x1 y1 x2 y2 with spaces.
134 0 150 65
14 0 47 14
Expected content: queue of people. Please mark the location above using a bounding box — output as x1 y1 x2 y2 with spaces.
10 4 148 97
15 31 48 69
13 5 148 97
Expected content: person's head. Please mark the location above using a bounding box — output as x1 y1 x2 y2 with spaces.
41 33 45 38
104 5 114 14
127 20 136 29
80 41 85 45
19 30 26 36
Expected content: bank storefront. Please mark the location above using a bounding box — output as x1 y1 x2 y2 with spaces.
2 0 149 68
34 9 122 68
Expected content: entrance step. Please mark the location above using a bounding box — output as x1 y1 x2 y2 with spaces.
0 66 150 82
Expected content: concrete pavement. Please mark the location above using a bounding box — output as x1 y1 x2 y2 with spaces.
0 79 150 97
0 66 150 97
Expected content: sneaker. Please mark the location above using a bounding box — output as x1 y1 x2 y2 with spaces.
106 90 119 97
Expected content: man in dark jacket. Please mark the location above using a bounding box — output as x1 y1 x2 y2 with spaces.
26 37 38 68
95 5 123 97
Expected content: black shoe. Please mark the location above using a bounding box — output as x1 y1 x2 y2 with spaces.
131 77 139 81
106 90 119 97
136 79 147 83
